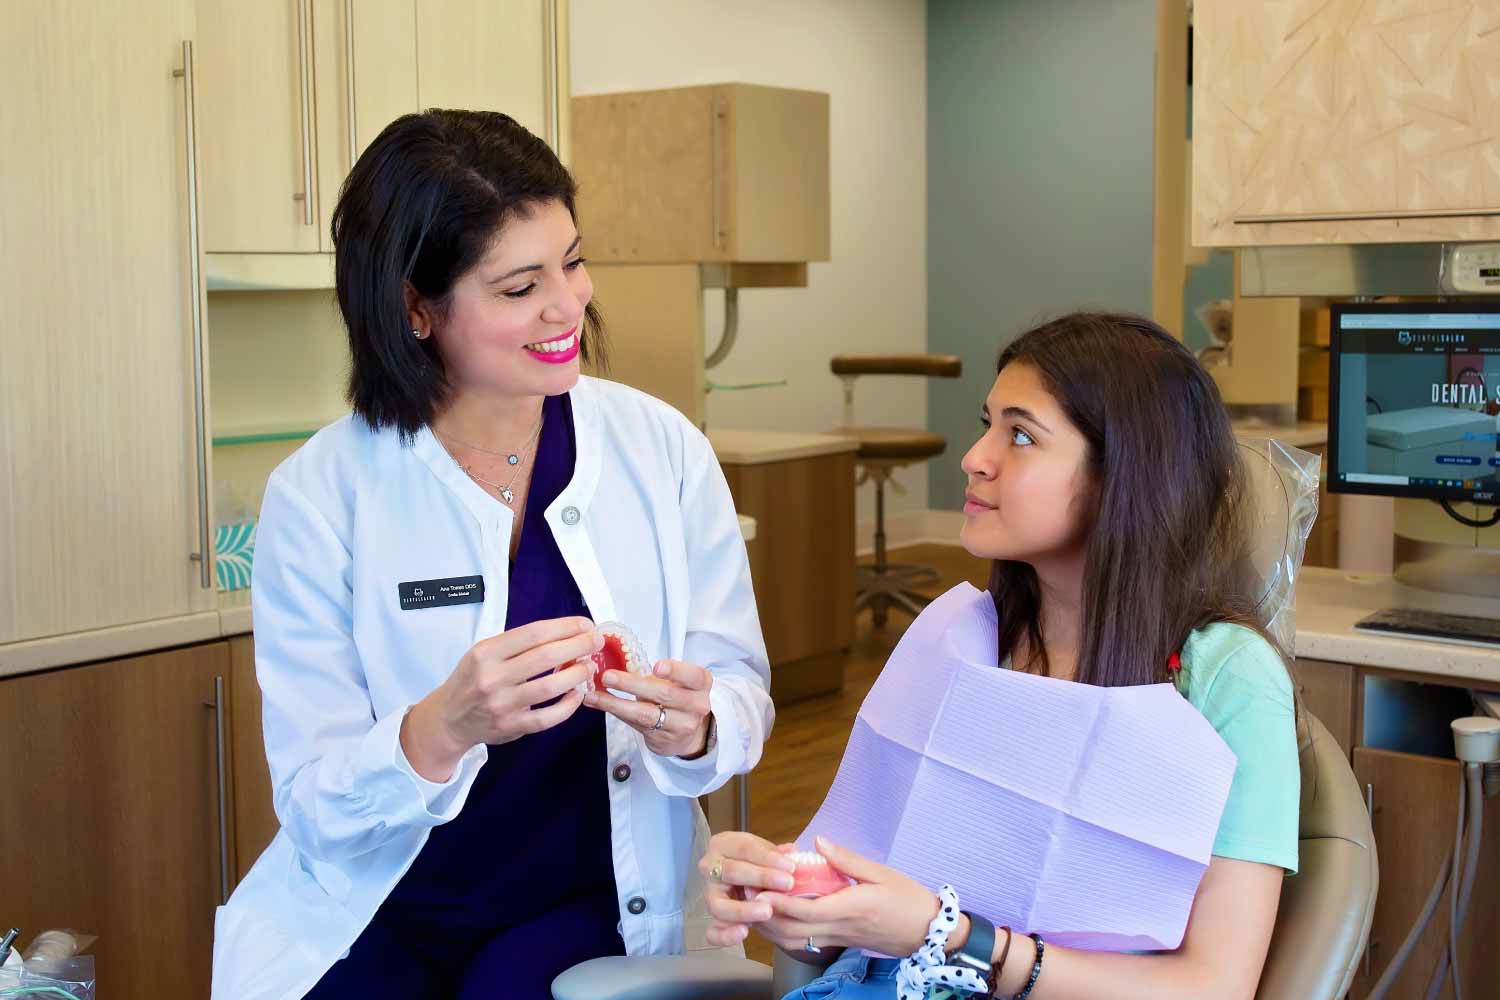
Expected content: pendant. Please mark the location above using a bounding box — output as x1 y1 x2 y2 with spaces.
500 487 515 504
507 454 519 466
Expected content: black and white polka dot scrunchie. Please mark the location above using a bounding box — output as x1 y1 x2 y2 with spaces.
895 884 990 1000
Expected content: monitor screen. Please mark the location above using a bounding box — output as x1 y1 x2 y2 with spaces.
1329 302 1500 504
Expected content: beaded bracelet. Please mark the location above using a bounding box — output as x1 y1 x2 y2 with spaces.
1009 934 1044 1000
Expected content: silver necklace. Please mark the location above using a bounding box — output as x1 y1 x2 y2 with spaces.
439 415 544 506
435 410 543 468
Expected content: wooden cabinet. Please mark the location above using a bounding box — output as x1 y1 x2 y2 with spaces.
1349 747 1500 999
313 0 423 248
1291 658 1356 756
414 0 561 153
1193 1 1500 247
711 434 856 703
228 634 279 884
0 0 214 644
197 0 566 254
196 0 331 253
572 83 831 264
0 643 231 999
197 0 422 254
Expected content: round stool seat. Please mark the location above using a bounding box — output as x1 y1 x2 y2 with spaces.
829 426 947 463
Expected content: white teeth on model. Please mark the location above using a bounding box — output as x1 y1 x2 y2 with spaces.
787 851 828 867
525 332 576 353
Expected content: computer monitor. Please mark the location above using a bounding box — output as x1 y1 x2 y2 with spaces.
1329 301 1500 506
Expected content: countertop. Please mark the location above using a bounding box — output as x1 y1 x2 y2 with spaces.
1 514 759 676
708 428 859 465
1231 420 1327 449
1294 567 1500 686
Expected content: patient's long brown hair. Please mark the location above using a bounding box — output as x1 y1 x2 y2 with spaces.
989 312 1277 687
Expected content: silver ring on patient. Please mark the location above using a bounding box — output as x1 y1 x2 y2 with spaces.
805 937 821 954
708 857 724 882
649 705 668 732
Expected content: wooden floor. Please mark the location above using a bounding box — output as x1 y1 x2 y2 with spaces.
739 543 989 963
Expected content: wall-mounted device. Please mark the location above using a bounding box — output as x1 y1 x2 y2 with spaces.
1442 242 1500 294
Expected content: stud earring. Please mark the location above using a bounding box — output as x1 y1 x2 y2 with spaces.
412 328 424 339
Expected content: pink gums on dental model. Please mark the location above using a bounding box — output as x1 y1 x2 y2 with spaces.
786 851 851 899
583 621 649 694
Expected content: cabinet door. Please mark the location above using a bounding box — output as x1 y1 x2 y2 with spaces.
718 452 856 667
1193 2 1500 247
0 0 209 644
197 0 323 252
312 0 420 252
415 0 559 148
1290 658 1355 756
0 643 231 999
1349 748 1500 999
228 634 280 885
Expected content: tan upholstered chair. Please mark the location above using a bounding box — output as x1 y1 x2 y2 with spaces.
1254 710 1379 999
828 354 963 627
551 709 1379 1000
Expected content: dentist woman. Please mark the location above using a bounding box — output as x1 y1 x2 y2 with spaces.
212 110 773 1000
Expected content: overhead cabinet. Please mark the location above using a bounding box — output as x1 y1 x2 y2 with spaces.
1193 2 1500 246
197 0 567 255
572 83 831 264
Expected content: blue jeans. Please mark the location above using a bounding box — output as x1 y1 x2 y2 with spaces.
780 950 903 999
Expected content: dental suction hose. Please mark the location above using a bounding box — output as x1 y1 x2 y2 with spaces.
1366 714 1499 1000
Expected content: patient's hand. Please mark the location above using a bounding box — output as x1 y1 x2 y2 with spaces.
700 831 798 947
756 837 941 960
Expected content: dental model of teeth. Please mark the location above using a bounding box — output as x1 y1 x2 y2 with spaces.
579 621 650 694
785 850 852 899
525 331 577 353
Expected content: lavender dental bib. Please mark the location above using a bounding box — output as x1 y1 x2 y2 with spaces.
799 584 1237 952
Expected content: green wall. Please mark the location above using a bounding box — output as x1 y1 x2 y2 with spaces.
926 0 1158 510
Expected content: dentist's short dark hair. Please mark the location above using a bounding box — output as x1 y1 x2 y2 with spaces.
332 109 606 441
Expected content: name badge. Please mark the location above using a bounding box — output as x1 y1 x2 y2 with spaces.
398 575 484 611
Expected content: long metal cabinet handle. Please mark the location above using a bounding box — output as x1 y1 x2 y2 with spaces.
296 0 315 224
344 0 357 170
212 675 231 905
173 42 212 591
543 0 560 150
1235 207 1500 225
710 96 727 252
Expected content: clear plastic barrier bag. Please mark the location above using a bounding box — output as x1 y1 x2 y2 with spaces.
0 929 97 1000
1236 438 1321 655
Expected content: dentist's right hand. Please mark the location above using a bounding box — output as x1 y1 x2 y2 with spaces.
400 616 602 782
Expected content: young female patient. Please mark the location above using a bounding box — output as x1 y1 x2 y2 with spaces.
701 312 1300 999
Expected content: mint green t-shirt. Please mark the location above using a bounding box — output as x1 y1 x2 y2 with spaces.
1178 622 1300 874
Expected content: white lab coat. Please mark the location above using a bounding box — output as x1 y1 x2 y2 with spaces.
211 376 774 1000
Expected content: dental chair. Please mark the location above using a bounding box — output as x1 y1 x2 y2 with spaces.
551 709 1378 1000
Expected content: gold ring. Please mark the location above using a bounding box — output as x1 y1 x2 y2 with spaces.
708 857 724 882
